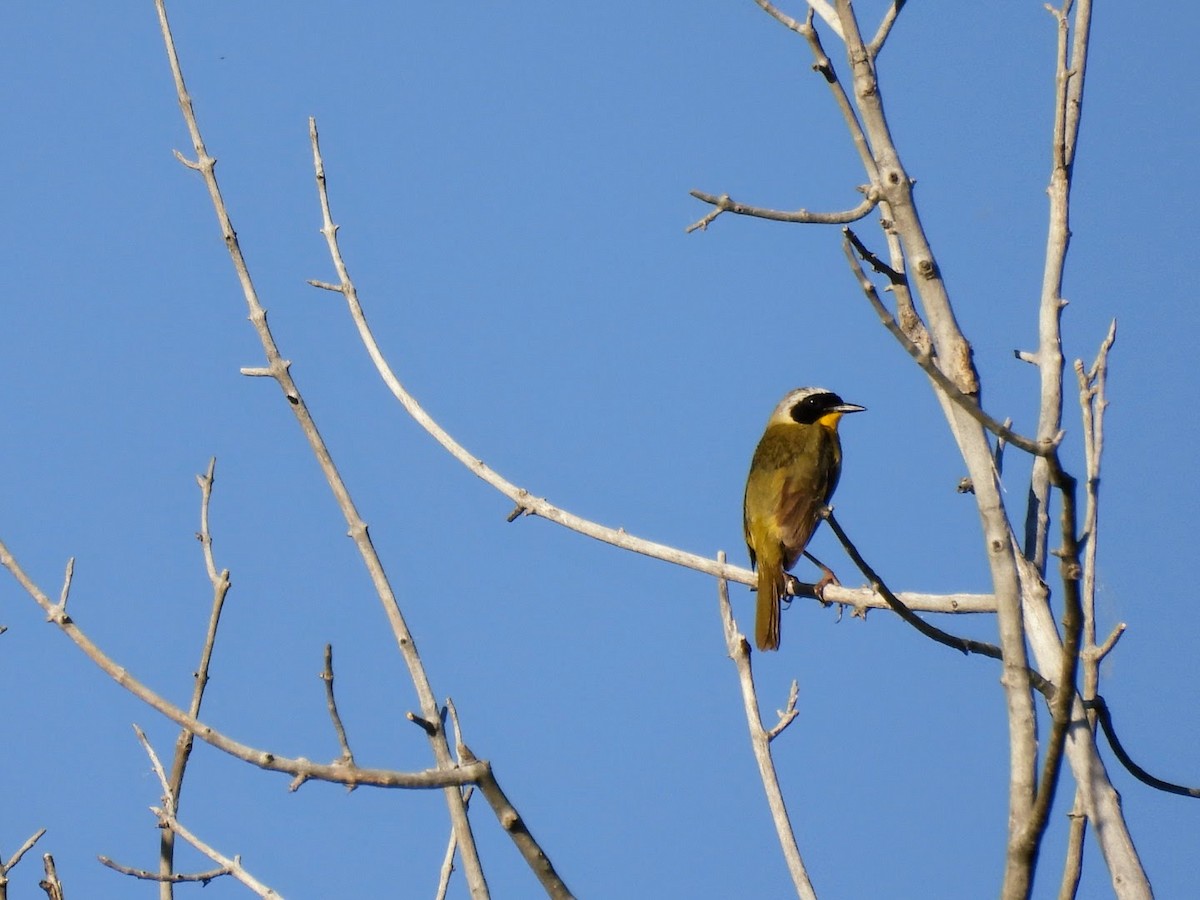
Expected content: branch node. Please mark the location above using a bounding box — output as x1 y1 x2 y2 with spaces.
171 148 204 170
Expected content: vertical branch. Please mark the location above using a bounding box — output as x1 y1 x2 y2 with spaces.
38 855 64 900
1024 0 1092 572
830 5 1038 895
1013 458 1084 881
1058 321 1117 898
151 2 487 895
158 458 231 900
715 552 816 900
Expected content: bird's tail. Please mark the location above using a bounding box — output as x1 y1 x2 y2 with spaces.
755 563 787 651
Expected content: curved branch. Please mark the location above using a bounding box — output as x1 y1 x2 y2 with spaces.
821 510 1004 661
686 188 877 232
1085 697 1200 799
307 122 982 620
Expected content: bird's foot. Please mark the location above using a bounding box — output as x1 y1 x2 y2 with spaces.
813 565 841 607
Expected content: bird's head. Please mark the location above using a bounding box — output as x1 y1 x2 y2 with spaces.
767 387 866 429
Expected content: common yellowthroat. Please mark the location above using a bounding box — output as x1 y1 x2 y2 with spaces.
743 387 865 651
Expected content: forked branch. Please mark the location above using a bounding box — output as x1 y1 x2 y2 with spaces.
151 0 485 891
716 552 815 900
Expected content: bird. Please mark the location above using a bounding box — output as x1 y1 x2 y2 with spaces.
743 387 865 651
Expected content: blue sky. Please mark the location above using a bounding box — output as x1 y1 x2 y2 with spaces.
2 2 1197 898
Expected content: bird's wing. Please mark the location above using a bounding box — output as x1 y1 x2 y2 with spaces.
775 428 841 571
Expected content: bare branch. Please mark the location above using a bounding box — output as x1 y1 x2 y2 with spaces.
751 0 806 35
867 1 906 57
38 855 64 900
843 230 1054 457
465 757 576 900
1084 698 1200 799
435 817 463 900
1014 461 1084 872
55 557 75 616
820 510 1005 662
0 536 486 790
1058 798 1087 900
135 724 173 800
320 644 357 773
153 3 486 889
1091 623 1124 663
306 128 981 622
765 680 800 742
1 828 47 884
151 809 282 899
135 726 282 895
716 552 816 900
803 0 844 38
156 457 234 899
686 188 877 232
1058 318 1115 897
99 856 229 886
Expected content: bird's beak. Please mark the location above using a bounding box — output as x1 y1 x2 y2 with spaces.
832 403 866 414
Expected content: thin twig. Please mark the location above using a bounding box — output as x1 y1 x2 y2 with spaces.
434 824 459 900
820 510 1005 661
751 0 806 34
99 857 229 885
843 230 1054 457
436 699 474 900
304 129 983 617
867 0 906 57
0 536 488 789
716 552 816 900
153 3 486 891
321 644 356 773
1084 697 1200 799
1058 318 1115 897
685 188 877 232
842 227 930 354
3 829 47 875
1 827 47 898
133 728 282 897
152 809 283 899
56 558 75 615
1025 0 1087 574
765 680 800 742
823 507 1189 808
1092 622 1124 662
155 458 233 900
135 724 172 798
